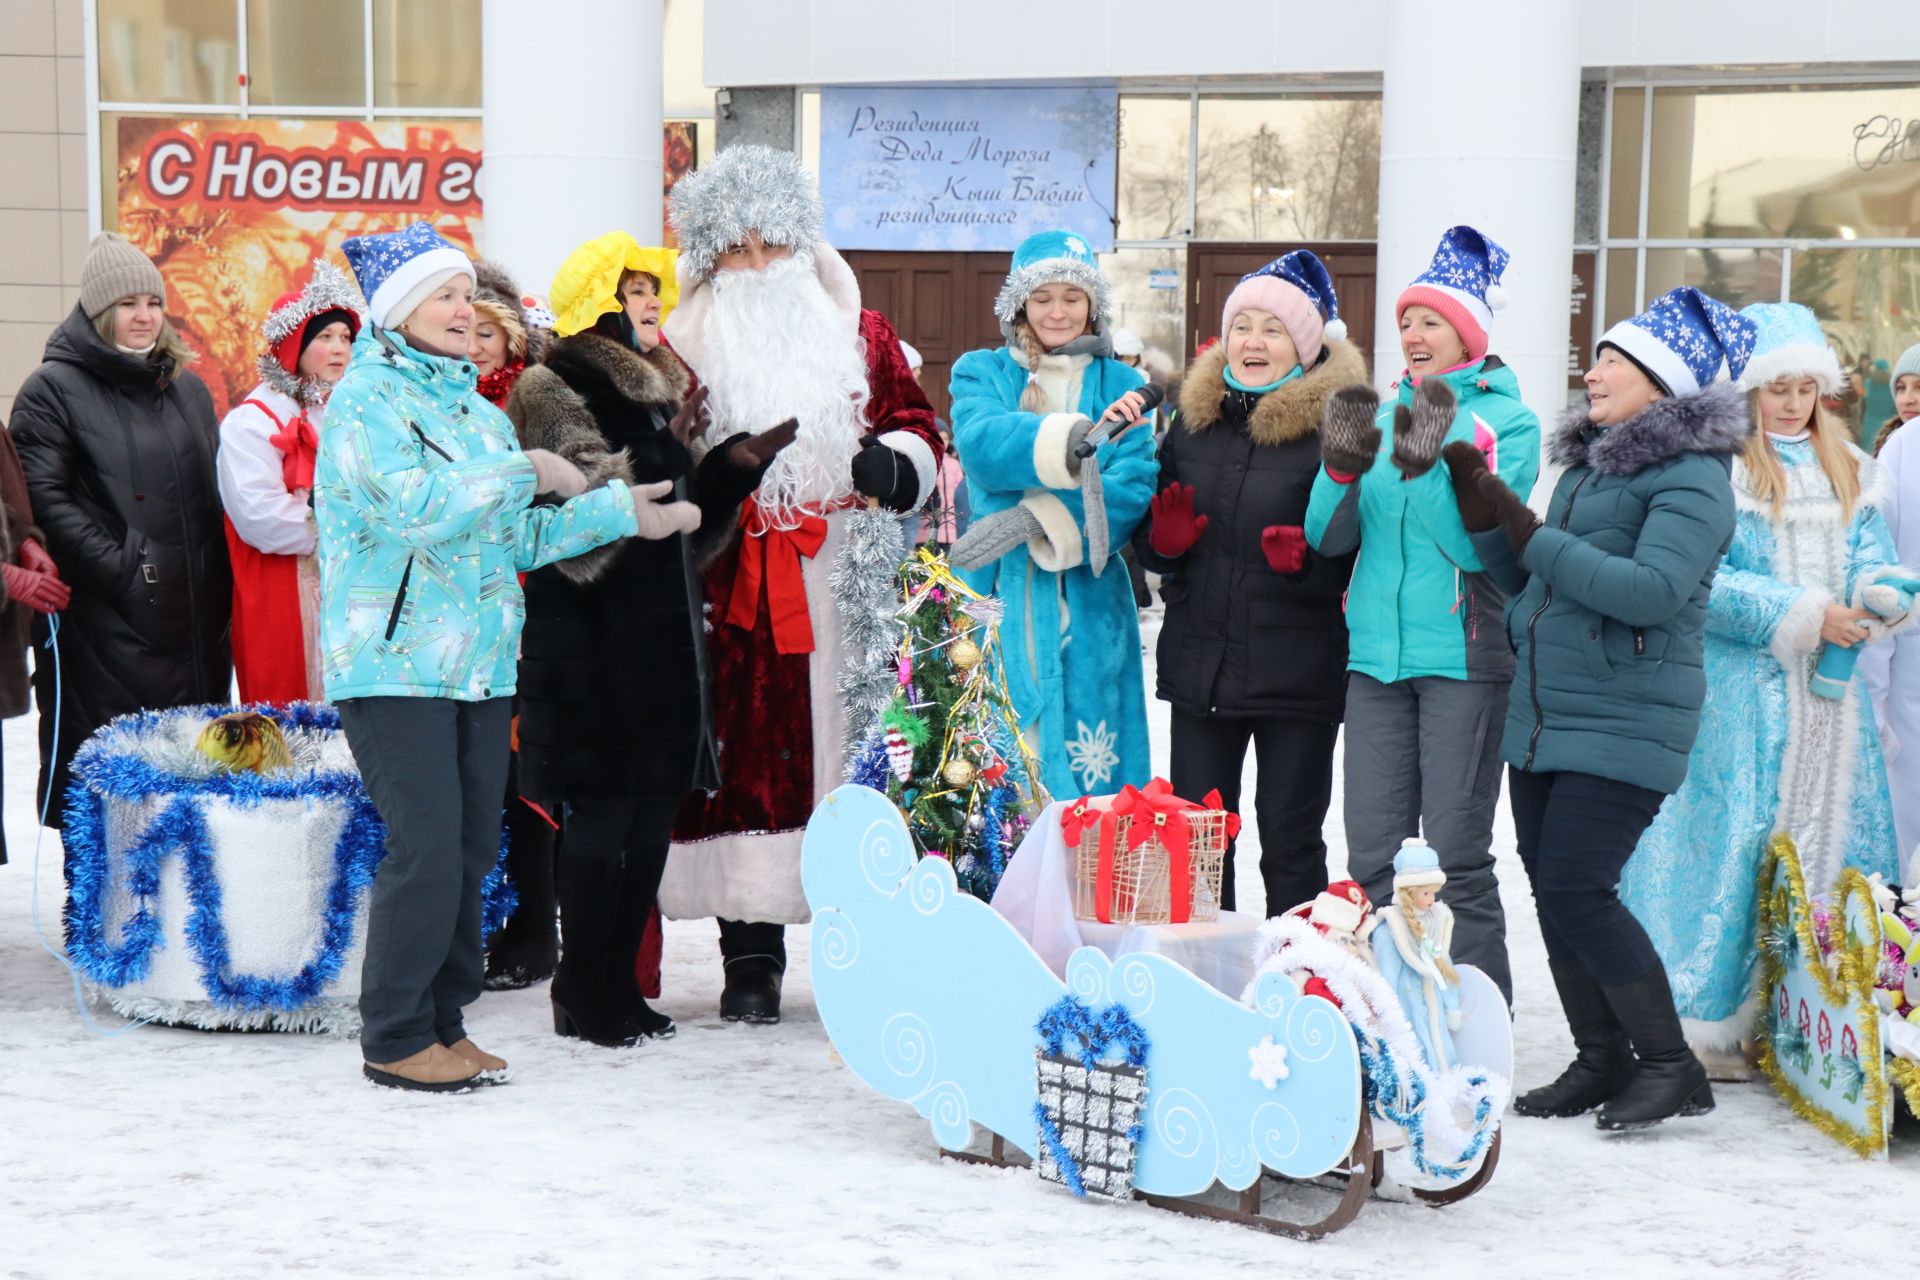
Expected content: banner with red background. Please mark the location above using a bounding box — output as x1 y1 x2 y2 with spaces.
116 117 483 419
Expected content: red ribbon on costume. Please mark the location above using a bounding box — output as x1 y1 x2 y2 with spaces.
726 499 830 655
244 397 318 493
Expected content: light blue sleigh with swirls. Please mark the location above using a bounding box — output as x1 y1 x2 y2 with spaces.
804 784 1364 1199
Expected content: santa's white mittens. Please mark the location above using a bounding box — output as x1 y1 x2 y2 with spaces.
876 430 938 511
1017 491 1084 572
1032 413 1087 490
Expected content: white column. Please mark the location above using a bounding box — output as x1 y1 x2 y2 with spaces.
1375 0 1581 439
481 0 662 298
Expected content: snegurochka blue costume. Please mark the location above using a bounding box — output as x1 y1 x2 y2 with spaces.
949 231 1156 798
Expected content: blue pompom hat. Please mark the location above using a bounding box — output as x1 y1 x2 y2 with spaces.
994 229 1112 332
1737 302 1843 395
1392 838 1447 891
340 220 475 330
1597 286 1756 398
1221 249 1345 364
1397 225 1511 362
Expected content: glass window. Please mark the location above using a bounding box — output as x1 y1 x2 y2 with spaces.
1606 87 1643 239
99 0 240 105
1603 247 1638 330
1099 247 1185 369
1791 248 1920 448
1643 246 1784 311
246 0 365 108
373 0 481 109
1644 84 1920 241
1117 96 1191 242
1193 96 1380 241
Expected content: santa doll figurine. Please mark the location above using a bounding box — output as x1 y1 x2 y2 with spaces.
1372 838 1463 1069
658 145 941 1024
1285 879 1379 1009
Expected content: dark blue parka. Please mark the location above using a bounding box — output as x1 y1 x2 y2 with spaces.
1474 382 1753 794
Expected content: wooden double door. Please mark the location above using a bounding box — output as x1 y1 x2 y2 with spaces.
842 250 1012 422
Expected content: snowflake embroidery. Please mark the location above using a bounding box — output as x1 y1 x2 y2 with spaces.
1066 720 1119 790
1248 1035 1291 1089
1064 236 1088 259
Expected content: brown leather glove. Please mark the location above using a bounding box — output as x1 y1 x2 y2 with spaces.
1475 467 1541 557
726 417 799 470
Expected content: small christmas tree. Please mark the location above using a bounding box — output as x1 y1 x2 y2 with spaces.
845 551 1047 900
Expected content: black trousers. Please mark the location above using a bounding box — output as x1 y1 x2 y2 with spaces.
557 793 678 992
1169 707 1337 918
1507 767 1668 986
338 696 513 1062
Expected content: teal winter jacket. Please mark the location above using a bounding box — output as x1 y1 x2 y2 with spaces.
1476 382 1751 794
313 329 638 702
1305 358 1540 683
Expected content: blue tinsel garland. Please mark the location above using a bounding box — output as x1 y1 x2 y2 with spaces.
1355 1030 1497 1181
1032 995 1150 1198
1033 1099 1088 1197
62 703 515 1012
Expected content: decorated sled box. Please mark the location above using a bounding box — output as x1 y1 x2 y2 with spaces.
62 703 513 1033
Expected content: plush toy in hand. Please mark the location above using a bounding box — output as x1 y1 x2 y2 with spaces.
1371 838 1463 1070
194 712 294 774
1811 574 1920 699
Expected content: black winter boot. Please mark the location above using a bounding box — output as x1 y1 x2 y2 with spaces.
553 855 656 1048
1594 967 1714 1131
1512 947 1635 1118
608 839 674 1041
719 957 784 1024
484 794 558 990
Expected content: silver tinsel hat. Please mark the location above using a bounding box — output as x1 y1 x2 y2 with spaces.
257 257 366 403
993 229 1112 331
668 144 824 286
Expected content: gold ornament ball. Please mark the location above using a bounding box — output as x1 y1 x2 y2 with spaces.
942 758 979 787
949 639 983 670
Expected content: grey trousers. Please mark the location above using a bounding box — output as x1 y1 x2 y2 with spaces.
1343 672 1513 1004
339 695 514 1063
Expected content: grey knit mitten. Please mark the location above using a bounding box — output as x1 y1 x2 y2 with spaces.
1320 386 1382 477
949 504 1045 571
1081 458 1110 577
1390 377 1458 479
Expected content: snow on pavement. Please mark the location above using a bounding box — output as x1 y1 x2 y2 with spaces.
3 613 1910 1279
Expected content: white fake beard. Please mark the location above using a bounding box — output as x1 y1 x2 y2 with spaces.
700 251 869 528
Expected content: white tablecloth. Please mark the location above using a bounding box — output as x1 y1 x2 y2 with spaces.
991 800 1260 998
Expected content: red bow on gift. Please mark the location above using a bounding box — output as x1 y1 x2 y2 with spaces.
1060 796 1099 846
1093 778 1221 925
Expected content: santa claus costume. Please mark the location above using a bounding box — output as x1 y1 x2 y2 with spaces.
659 146 941 1022
216 259 364 704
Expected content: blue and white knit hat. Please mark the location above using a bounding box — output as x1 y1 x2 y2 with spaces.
1895 342 1920 385
1737 302 1843 395
1597 286 1756 397
1392 838 1447 891
340 220 475 330
1397 225 1511 362
994 229 1112 330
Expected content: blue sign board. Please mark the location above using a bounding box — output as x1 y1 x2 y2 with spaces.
819 86 1119 253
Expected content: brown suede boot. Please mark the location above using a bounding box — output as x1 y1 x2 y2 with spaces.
446 1037 509 1078
363 1044 483 1093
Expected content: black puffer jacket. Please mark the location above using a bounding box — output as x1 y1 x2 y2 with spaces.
1134 341 1367 723
506 333 765 801
9 305 232 822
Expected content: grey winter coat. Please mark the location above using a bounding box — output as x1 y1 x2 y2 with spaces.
1477 382 1752 794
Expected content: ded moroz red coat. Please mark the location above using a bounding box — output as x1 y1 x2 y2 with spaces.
662 246 938 923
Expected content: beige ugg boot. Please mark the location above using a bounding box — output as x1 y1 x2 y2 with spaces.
363 1043 483 1092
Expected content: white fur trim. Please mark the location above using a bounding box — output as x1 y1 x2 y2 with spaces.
1311 894 1365 933
1600 318 1701 397
1770 586 1831 666
657 828 810 923
1739 343 1844 396
1393 868 1447 891
878 430 937 509
1682 990 1761 1056
1018 491 1084 572
1860 563 1920 640
368 247 473 330
1032 413 1084 490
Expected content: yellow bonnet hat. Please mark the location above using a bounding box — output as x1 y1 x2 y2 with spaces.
549 231 679 338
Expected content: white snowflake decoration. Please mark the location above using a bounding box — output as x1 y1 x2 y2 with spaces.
1065 720 1119 790
1248 1036 1290 1089
1064 236 1088 258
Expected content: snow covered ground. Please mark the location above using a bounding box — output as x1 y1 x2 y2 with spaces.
3 609 1911 1279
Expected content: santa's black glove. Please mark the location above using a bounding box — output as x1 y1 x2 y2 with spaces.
850 436 919 513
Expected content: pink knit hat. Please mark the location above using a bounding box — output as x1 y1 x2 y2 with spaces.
1219 249 1344 366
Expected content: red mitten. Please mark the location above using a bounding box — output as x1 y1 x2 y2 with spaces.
18 539 58 579
1147 482 1209 559
1 563 71 613
1261 525 1306 574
